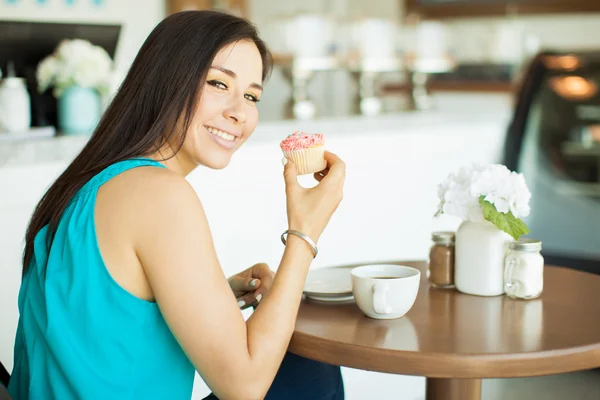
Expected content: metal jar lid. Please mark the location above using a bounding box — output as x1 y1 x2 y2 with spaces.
509 238 542 252
432 231 455 246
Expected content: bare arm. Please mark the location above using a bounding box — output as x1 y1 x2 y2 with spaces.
136 154 344 400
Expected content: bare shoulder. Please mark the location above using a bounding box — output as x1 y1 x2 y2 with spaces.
97 165 206 236
100 165 200 210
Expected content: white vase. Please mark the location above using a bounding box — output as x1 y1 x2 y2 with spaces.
0 77 31 133
455 221 512 296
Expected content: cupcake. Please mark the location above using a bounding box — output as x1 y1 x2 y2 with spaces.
280 131 327 175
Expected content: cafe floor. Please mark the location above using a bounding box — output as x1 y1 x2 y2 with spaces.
485 370 600 400
341 368 600 399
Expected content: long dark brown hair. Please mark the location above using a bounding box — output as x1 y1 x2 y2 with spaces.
22 10 272 276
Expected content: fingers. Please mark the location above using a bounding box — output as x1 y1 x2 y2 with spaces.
323 150 342 166
250 290 264 308
236 290 264 310
236 294 255 310
251 262 270 276
321 151 346 185
313 167 329 182
252 263 274 287
282 157 300 194
228 276 261 294
235 263 272 310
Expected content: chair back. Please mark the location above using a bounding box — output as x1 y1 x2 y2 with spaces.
0 360 9 388
0 360 10 399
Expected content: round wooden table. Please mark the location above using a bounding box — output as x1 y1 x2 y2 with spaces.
289 261 600 400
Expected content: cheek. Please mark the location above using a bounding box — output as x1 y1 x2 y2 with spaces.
243 107 259 137
193 92 223 126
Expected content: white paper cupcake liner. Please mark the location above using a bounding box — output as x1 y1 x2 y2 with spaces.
283 146 327 175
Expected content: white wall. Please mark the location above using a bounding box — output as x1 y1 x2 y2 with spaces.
0 0 165 76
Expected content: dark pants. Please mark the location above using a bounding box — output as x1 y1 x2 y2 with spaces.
204 352 344 400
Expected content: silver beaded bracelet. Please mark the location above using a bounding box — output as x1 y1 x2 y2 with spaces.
280 230 318 258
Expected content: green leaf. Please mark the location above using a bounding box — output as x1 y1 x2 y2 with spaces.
479 196 530 240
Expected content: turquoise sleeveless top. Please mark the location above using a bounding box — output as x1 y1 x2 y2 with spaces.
8 159 195 399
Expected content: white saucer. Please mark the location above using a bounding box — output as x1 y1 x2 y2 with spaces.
305 293 354 303
304 267 353 298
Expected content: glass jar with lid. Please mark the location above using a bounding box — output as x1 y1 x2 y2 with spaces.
427 231 455 289
504 239 544 299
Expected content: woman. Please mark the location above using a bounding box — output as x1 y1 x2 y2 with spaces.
8 10 346 400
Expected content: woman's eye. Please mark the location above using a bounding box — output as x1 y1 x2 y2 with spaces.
208 80 228 90
208 80 259 102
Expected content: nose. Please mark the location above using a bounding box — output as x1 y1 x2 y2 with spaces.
223 95 247 124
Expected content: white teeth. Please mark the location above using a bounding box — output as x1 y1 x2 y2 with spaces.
206 126 235 141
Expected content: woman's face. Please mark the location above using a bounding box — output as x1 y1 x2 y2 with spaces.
176 40 263 173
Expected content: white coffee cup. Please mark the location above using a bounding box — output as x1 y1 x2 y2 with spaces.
351 264 420 320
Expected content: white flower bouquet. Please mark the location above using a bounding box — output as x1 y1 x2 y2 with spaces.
36 39 113 98
435 164 532 240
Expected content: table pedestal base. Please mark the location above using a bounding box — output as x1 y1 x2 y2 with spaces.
426 378 482 400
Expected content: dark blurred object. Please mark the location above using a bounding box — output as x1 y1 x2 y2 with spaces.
0 384 11 400
432 63 514 83
504 51 558 172
166 0 248 17
0 360 8 390
382 62 514 95
0 20 121 129
504 50 600 275
405 0 600 19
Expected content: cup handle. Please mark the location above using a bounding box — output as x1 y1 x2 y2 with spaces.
373 281 392 315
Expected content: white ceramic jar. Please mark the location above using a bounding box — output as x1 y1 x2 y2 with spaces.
455 220 512 296
504 239 544 300
0 76 31 133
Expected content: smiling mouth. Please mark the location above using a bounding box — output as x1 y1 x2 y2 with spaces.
205 125 236 142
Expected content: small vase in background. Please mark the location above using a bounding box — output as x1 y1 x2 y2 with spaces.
0 62 31 133
58 86 100 135
455 221 512 297
36 39 113 135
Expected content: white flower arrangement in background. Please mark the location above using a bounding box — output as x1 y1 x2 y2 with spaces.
435 163 532 240
36 39 113 98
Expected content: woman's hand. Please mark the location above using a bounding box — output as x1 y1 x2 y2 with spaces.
283 151 346 244
228 263 275 309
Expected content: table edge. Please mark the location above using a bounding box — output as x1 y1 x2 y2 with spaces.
292 260 600 378
289 333 600 378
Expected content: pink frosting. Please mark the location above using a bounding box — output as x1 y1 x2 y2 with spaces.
280 131 325 151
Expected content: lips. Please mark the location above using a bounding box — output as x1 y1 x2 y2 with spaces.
204 125 238 142
204 124 240 150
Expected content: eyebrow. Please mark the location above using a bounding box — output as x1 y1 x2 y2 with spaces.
210 66 263 91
